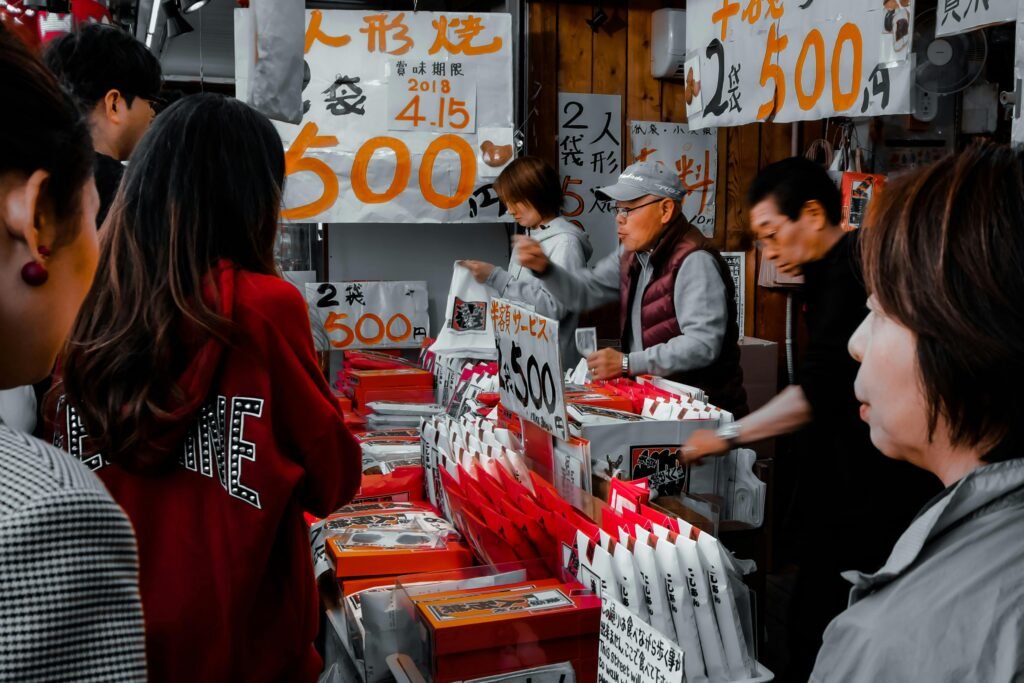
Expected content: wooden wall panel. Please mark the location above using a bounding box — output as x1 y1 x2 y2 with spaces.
556 3 592 93
527 1 558 167
624 0 661 160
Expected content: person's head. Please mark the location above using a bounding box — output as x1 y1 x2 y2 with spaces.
849 143 1024 482
0 25 98 390
596 161 685 252
61 93 285 468
747 156 843 276
44 24 162 161
493 156 562 229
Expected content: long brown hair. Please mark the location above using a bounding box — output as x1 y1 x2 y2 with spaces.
861 142 1024 460
60 94 285 470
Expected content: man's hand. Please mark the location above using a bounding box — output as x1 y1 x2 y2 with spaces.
680 429 730 464
513 235 549 273
587 348 625 381
458 259 496 283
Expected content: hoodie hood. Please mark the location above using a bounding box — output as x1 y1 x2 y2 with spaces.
140 260 236 468
531 216 594 261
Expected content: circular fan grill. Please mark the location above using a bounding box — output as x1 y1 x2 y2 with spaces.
913 8 988 96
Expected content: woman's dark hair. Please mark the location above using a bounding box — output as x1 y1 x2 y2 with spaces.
493 155 563 219
0 24 94 242
861 142 1024 461
61 94 285 470
747 156 842 227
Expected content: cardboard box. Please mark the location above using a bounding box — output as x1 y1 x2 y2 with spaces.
739 337 778 459
415 583 601 683
326 538 474 579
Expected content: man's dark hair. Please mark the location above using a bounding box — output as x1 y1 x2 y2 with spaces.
862 142 1024 461
747 156 842 227
43 24 162 113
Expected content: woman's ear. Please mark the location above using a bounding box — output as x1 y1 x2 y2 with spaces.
3 170 51 258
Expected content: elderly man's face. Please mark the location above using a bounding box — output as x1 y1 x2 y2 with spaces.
614 195 673 252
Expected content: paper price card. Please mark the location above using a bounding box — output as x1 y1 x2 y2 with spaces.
937 0 1015 37
684 0 915 127
492 298 569 441
235 10 513 223
388 60 477 134
598 598 684 683
305 281 429 351
629 121 718 238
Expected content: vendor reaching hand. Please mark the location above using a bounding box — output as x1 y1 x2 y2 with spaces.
515 161 747 416
460 156 592 367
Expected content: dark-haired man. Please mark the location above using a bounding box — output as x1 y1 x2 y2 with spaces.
682 156 940 680
44 24 162 225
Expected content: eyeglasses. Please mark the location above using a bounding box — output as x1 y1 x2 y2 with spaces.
614 198 663 218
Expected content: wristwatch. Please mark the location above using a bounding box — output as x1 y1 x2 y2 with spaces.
714 421 743 448
621 354 630 377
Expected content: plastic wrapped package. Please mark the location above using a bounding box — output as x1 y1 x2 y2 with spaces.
625 528 676 640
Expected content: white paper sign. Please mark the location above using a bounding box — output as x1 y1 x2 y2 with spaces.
938 0 1016 37
722 252 746 341
461 663 576 683
234 9 513 223
629 121 718 238
305 281 429 351
492 298 568 441
553 437 592 510
598 597 685 683
558 93 623 262
685 0 915 127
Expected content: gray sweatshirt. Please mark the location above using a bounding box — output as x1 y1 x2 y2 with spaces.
535 243 727 378
485 216 593 369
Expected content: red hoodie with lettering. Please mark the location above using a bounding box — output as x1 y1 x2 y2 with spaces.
54 263 362 682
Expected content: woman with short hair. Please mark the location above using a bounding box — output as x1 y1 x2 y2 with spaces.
811 142 1024 682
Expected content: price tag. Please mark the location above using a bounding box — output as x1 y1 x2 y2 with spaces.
389 60 477 133
305 281 430 351
598 598 685 683
491 298 568 441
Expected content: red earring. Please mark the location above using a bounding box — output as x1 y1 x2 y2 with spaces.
21 245 51 287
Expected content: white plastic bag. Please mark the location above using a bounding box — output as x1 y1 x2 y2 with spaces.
429 263 497 358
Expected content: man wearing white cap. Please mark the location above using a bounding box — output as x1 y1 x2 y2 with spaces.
515 161 747 415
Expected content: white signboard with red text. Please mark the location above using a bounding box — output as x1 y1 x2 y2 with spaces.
684 0 915 127
492 298 569 441
305 281 429 351
235 10 513 223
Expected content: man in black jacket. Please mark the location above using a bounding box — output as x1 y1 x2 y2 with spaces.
682 157 940 680
44 24 162 225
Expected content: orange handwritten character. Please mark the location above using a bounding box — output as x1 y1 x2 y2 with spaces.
304 10 351 54
359 13 413 55
531 317 549 342
756 23 789 121
676 150 715 215
742 0 784 23
490 300 500 327
500 302 512 333
712 0 740 41
511 307 523 334
283 122 339 221
635 147 657 163
428 15 503 56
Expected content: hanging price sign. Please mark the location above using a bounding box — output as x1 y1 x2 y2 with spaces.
305 281 430 351
491 298 568 441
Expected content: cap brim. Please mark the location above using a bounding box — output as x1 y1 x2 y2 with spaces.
594 183 649 202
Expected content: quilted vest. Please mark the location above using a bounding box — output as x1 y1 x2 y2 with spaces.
619 216 748 415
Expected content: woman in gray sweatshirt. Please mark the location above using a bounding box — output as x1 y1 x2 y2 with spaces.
461 156 592 369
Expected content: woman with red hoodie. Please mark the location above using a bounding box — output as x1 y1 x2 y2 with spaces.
53 93 362 682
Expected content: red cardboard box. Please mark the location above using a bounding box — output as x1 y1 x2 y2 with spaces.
326 538 474 580
415 584 601 682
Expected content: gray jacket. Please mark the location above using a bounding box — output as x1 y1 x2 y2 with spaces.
486 216 593 369
536 244 728 378
812 457 1024 682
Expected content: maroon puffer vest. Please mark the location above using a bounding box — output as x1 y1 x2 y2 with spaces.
619 217 748 416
